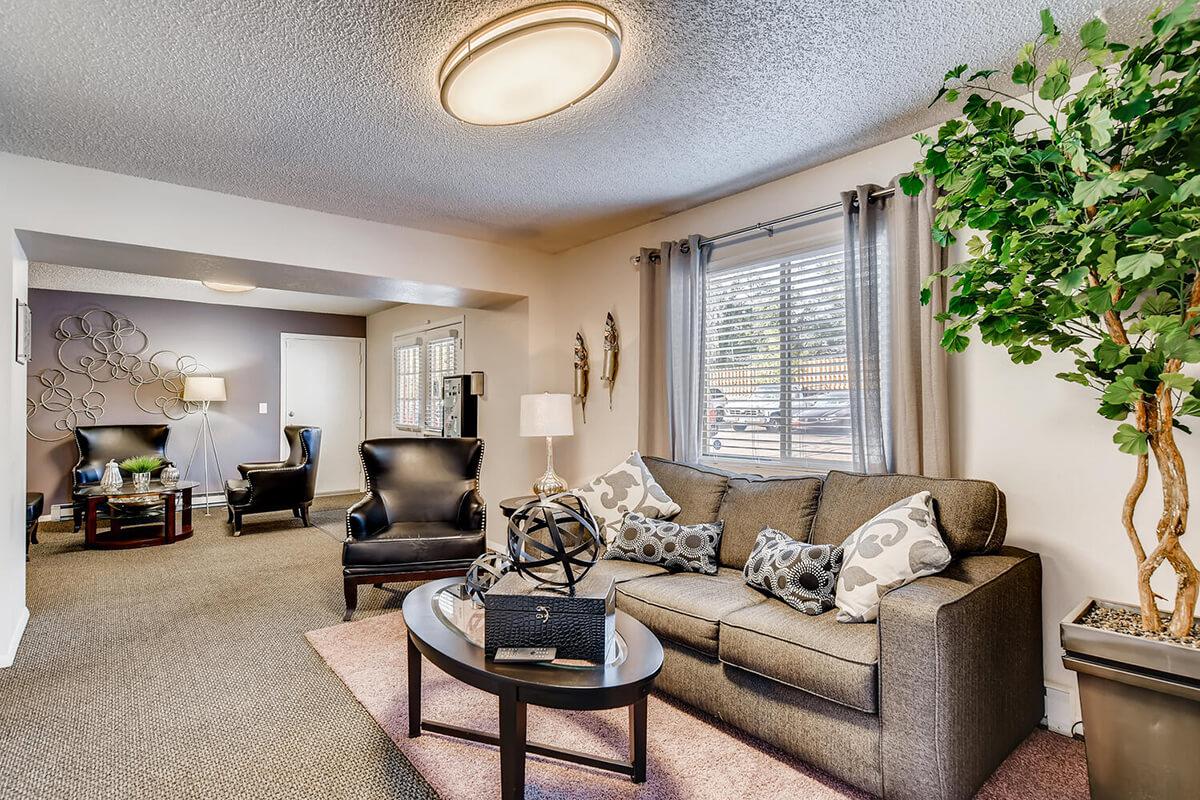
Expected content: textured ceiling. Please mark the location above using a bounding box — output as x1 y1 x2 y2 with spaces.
0 1 1162 253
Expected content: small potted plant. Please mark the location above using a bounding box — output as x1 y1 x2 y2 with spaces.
906 5 1199 798
119 455 163 492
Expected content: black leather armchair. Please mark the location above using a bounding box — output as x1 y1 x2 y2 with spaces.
72 424 171 532
342 437 485 620
224 425 321 536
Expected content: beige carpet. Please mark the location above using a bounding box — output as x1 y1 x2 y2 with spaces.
0 496 440 800
307 610 1092 800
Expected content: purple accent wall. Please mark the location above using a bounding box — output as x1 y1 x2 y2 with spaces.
26 289 366 507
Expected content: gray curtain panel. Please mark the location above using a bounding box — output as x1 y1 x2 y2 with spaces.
638 235 710 462
886 176 951 477
841 185 891 474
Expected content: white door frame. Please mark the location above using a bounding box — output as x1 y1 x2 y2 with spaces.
279 333 367 493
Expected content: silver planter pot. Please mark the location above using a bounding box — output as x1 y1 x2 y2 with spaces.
1061 598 1200 800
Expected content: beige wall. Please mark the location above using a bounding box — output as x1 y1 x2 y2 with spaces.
539 134 1199 727
366 301 538 547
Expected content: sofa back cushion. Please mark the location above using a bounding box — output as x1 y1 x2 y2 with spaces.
641 456 730 525
716 475 823 568
809 470 1006 556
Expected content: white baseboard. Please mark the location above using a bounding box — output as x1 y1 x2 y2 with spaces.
1 606 29 668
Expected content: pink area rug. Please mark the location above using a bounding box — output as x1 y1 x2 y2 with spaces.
306 612 1089 800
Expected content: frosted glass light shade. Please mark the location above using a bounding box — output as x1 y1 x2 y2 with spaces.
520 393 574 437
183 376 227 402
439 3 621 126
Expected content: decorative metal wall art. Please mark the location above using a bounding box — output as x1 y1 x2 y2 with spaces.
573 332 590 422
601 312 619 410
26 309 212 442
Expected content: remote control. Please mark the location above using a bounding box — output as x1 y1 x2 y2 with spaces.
493 647 557 663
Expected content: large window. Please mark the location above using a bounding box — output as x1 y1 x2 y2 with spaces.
393 320 463 435
701 243 851 471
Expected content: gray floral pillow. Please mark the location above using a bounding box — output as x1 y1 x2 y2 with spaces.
743 528 843 615
605 512 722 574
834 491 952 623
573 451 681 543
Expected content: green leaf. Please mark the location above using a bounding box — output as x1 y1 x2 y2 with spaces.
1141 293 1177 317
1040 8 1059 38
1082 286 1113 314
1115 252 1164 280
941 330 970 353
1178 396 1200 416
1102 376 1141 406
1073 175 1123 206
1039 58 1072 101
1056 266 1089 294
1080 16 1108 50
1086 106 1114 150
944 64 968 81
1162 372 1197 392
1095 340 1131 370
1173 174 1200 202
1012 61 1038 86
1161 328 1200 362
1057 371 1091 386
1113 423 1149 455
898 173 924 196
1008 345 1042 364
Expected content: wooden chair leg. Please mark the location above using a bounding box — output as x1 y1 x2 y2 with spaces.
343 578 358 622
30 519 39 545
232 510 243 537
293 507 301 518
73 505 82 533
299 504 311 527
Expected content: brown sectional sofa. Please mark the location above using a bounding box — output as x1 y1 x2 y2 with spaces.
590 457 1043 800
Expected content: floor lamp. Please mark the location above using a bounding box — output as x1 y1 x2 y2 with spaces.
182 376 226 515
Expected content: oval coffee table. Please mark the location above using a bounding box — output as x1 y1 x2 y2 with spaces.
402 577 664 800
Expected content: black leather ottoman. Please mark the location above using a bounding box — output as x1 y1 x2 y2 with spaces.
26 492 44 559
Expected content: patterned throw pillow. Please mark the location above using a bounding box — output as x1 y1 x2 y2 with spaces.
605 512 723 574
834 491 952 623
573 451 681 543
743 528 843 615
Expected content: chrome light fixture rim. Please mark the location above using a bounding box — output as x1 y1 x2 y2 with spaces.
438 1 623 127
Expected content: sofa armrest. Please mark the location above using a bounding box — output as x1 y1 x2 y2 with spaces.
457 489 485 533
877 547 1043 800
346 493 389 540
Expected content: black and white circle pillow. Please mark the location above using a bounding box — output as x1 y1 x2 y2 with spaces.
605 512 723 575
743 528 843 615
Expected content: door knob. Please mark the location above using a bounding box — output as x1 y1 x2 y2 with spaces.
289 411 295 417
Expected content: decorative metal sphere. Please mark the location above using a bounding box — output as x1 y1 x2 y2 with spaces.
506 492 601 594
464 550 513 604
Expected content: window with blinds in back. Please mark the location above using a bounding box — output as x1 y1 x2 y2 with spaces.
701 243 851 471
393 342 422 429
391 320 463 434
424 334 459 433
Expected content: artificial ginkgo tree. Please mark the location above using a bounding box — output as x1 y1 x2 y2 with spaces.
903 2 1200 638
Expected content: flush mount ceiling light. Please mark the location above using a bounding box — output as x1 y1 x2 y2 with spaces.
202 280 256 293
439 2 622 126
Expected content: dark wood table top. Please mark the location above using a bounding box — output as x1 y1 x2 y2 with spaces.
402 577 663 711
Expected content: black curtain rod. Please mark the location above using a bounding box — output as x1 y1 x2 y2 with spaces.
630 186 896 265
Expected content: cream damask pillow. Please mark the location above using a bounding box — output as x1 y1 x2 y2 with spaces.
573 452 681 543
834 491 952 623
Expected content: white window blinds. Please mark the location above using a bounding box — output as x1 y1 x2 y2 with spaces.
701 243 852 470
392 320 463 434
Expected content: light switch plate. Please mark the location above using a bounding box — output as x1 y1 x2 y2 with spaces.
258 403 268 415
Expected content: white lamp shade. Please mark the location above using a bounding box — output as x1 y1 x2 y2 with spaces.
183 376 227 402
520 393 574 438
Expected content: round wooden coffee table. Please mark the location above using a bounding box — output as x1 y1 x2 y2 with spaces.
402 577 663 800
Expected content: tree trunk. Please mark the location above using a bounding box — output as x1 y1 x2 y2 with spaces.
1132 391 1200 638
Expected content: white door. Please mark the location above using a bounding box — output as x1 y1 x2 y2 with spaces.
281 334 366 495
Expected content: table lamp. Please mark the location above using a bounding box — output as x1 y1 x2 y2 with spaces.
182 376 227 514
520 392 573 496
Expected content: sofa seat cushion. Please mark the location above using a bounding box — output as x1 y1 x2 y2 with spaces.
343 522 484 567
716 475 823 568
588 559 670 584
224 479 252 506
720 600 879 713
809 470 1006 556
616 568 768 656
642 456 730 525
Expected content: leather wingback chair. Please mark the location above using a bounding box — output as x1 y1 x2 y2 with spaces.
342 437 485 620
72 424 171 532
224 425 321 536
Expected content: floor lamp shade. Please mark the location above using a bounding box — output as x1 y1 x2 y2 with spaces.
520 393 574 438
183 376 227 403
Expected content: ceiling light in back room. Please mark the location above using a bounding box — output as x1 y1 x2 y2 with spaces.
439 2 622 126
202 280 256 293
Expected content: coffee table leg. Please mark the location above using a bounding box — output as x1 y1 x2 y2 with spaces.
407 632 422 738
499 687 527 800
85 496 100 547
181 487 193 535
629 696 647 783
164 491 176 543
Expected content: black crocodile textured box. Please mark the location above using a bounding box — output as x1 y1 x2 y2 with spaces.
483 571 616 662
